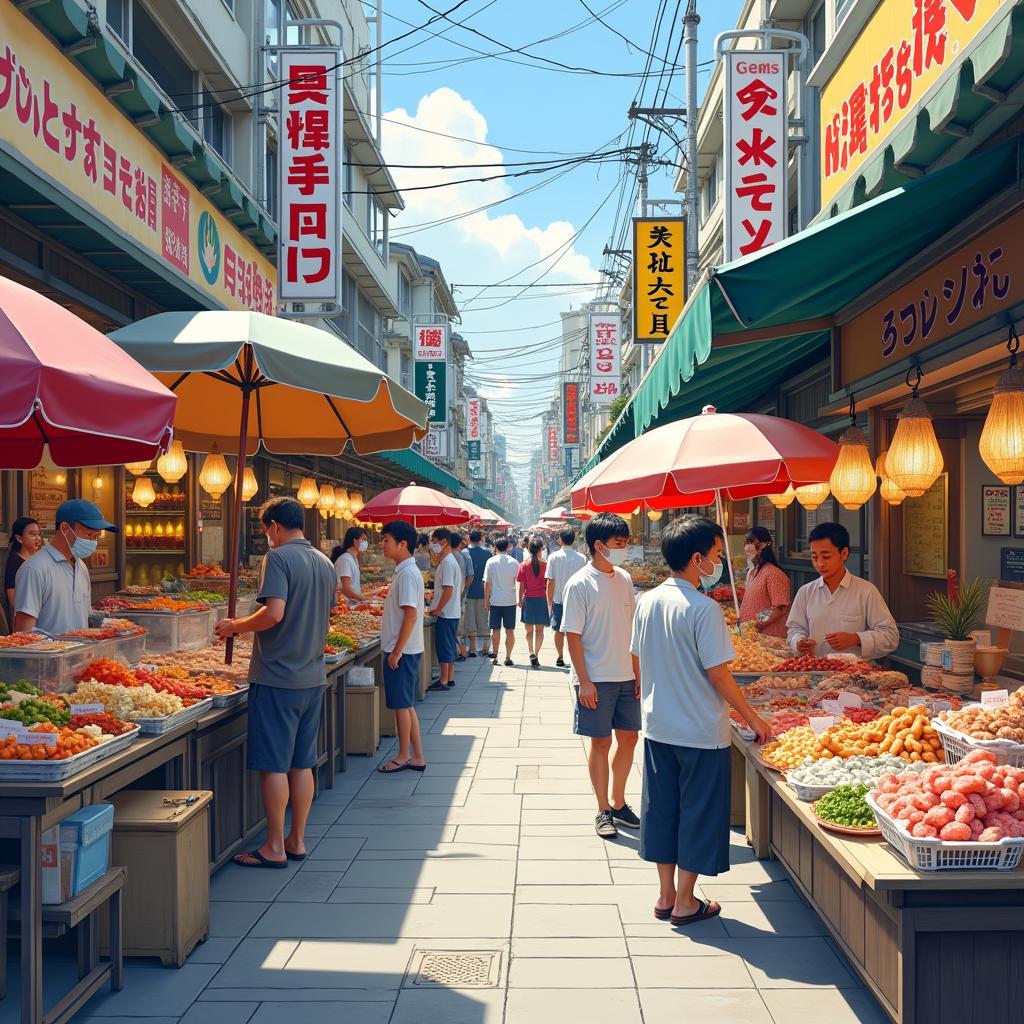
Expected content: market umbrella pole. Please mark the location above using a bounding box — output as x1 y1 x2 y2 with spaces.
225 351 254 665
715 489 741 624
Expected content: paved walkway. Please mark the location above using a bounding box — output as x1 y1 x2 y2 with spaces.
17 634 888 1024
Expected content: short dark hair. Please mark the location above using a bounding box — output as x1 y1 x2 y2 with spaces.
431 527 451 544
661 516 723 572
381 519 417 552
469 530 482 543
559 528 576 546
495 537 510 552
450 533 463 550
809 521 850 551
260 497 304 531
584 512 630 555
10 516 39 553
417 533 429 547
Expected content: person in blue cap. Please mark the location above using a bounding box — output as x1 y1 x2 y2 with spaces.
13 498 117 636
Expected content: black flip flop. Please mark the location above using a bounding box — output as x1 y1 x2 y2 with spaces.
285 850 307 861
234 848 287 869
670 899 721 927
654 906 672 921
378 760 411 773
504 659 513 666
427 682 449 692
408 763 427 772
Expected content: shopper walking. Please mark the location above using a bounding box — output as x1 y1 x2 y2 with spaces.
518 538 549 666
464 530 492 658
334 526 367 605
545 528 588 669
483 537 519 666
631 517 771 923
414 533 432 572
215 497 335 868
561 512 639 840
451 533 474 662
510 533 524 563
377 519 427 774
426 528 462 692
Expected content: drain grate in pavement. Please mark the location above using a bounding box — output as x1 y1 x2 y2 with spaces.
407 950 502 988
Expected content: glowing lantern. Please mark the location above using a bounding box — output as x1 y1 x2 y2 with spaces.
156 440 188 483
767 486 796 509
876 451 906 506
241 466 259 502
795 482 830 510
886 368 943 497
131 476 156 508
296 477 320 509
979 326 1024 485
199 446 231 500
125 460 152 476
829 425 876 510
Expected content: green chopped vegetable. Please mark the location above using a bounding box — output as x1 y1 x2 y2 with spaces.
815 784 875 827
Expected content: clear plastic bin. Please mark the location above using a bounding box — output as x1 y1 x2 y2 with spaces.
112 610 212 653
0 642 95 693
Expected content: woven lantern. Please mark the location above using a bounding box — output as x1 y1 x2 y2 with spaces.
830 425 876 510
767 485 796 509
156 440 188 483
980 327 1024 485
349 491 364 515
318 484 336 514
241 466 259 502
647 508 662 522
794 482 830 510
334 488 350 514
876 451 906 506
131 476 156 508
296 477 320 509
125 460 152 476
199 446 231 500
886 369 943 497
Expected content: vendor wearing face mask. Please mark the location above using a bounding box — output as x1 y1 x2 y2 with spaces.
334 527 368 605
14 499 117 636
737 527 791 638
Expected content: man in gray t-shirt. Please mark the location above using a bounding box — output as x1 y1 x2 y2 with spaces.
215 498 335 869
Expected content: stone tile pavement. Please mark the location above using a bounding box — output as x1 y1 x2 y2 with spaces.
5 635 888 1024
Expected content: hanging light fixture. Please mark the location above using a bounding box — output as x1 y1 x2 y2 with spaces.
131 476 156 509
829 395 877 510
349 491 364 515
980 324 1024 484
876 451 906 506
342 508 354 522
647 508 662 522
296 477 320 509
319 507 330 520
241 466 259 502
125 460 152 476
199 445 231 500
156 439 188 484
886 365 943 497
318 483 336 514
334 488 350 514
767 485 796 509
795 481 830 510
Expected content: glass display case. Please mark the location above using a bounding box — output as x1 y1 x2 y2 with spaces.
123 471 189 589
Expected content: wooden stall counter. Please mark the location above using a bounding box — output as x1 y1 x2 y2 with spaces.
731 734 1024 1023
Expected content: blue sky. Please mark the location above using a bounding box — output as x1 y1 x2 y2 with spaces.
376 1 742 484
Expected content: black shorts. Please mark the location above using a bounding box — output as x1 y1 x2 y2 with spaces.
489 605 516 630
247 683 324 773
383 651 420 709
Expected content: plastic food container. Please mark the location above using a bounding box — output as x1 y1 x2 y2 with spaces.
0 642 95 694
112 610 211 653
59 803 114 897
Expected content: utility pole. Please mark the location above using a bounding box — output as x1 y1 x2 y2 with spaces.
683 0 700 290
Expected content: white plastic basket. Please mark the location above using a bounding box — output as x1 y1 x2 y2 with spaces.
865 791 1024 871
932 718 1024 768
785 774 834 802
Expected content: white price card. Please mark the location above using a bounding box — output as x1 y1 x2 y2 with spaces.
808 715 836 735
981 689 1010 708
838 692 864 708
70 704 104 715
32 731 57 747
820 700 844 716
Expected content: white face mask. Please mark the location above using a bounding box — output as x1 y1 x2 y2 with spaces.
430 542 442 555
600 543 627 566
358 539 369 552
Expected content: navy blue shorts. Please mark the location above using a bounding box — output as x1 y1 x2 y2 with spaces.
383 651 420 709
640 740 732 876
434 617 459 664
521 596 548 625
573 681 640 738
489 605 516 630
247 683 324 773
550 602 564 631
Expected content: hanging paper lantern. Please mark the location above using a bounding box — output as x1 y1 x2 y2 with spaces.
647 509 662 521
199 446 231 500
794 482 830 510
131 476 156 509
349 491 364 515
980 350 1024 484
829 426 877 510
876 451 906 506
334 488 350 514
296 477 320 509
156 440 188 483
767 485 796 509
241 466 259 502
886 387 943 498
125 460 152 476
318 484 336 513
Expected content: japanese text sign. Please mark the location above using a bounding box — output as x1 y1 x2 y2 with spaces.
589 313 621 406
279 49 340 303
414 361 447 425
423 428 447 459
820 0 999 207
414 322 449 361
723 52 787 262
547 425 559 465
0 8 275 312
563 382 580 445
632 217 686 342
467 398 481 442
839 205 1024 388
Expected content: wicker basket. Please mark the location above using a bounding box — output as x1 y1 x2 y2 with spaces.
932 718 1024 768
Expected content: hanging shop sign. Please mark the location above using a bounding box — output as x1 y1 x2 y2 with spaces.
723 51 787 262
839 205 1024 388
414 321 449 361
0 8 276 312
565 446 578 477
563 382 580 445
821 0 1000 207
589 313 621 405
414 361 447 425
423 428 448 459
632 217 687 342
278 48 341 304
466 397 481 462
547 425 559 465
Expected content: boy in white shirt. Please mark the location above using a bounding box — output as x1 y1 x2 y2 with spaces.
545 527 588 669
483 537 520 666
427 527 462 692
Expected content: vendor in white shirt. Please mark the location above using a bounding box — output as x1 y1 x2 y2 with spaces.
786 522 899 661
334 527 367 605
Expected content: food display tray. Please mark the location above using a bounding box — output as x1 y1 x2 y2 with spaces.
210 685 248 709
865 791 1024 871
812 809 882 837
0 727 139 781
932 718 1024 768
734 672 830 684
112 610 211 654
129 697 214 735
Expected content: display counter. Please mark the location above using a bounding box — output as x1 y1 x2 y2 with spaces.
731 733 1024 1023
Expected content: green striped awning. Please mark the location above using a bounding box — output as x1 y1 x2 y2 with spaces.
378 447 464 494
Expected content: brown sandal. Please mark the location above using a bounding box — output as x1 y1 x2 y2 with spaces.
670 899 721 927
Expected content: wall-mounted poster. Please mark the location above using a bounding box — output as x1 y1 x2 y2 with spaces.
1015 487 1024 537
903 473 948 578
983 484 1012 537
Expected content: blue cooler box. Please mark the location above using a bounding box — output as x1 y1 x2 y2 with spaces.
59 803 114 897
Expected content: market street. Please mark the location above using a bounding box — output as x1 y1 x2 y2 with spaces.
14 634 885 1024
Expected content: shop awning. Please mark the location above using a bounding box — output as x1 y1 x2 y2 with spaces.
377 446 464 494
584 137 1023 477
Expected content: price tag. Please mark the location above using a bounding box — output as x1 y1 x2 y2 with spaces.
0 718 24 738
808 715 836 735
31 731 57 747
820 700 844 716
981 689 1010 708
838 692 864 708
70 704 104 715
930 699 953 714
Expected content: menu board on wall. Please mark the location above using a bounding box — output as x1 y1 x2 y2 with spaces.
29 466 67 533
902 473 948 579
983 485 1012 536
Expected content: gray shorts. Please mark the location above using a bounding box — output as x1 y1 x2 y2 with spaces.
573 681 641 738
463 598 488 635
247 683 324 772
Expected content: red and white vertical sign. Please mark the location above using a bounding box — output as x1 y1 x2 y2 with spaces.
160 166 189 276
589 313 621 405
414 322 449 361
279 49 340 303
547 425 558 465
466 398 481 443
723 51 787 263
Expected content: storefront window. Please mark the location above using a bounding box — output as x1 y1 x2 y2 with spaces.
83 466 117 571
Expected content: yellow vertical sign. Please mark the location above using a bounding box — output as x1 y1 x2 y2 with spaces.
632 217 687 343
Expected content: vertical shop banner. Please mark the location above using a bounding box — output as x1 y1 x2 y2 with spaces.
423 429 448 459
723 52 787 262
414 361 447 425
589 313 621 405
160 166 190 276
414 322 449 361
632 217 686 342
279 48 340 303
562 382 580 445
466 397 481 463
547 425 559 465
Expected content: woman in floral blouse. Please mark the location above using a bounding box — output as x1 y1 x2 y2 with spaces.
737 527 790 639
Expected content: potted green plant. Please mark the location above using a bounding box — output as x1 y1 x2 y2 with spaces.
927 577 989 682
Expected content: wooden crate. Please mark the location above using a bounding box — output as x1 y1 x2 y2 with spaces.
346 685 380 755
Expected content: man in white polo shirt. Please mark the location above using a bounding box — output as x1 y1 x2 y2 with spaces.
545 527 588 669
483 537 520 666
